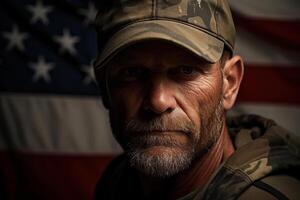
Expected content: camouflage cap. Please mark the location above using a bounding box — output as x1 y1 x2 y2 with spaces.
94 0 236 70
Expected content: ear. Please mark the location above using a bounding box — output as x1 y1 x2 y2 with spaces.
222 55 244 110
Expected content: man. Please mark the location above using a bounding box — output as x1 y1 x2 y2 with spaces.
93 0 300 199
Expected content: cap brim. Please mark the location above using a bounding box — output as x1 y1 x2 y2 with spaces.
95 20 224 70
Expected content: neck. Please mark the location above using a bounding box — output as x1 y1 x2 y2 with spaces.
138 124 235 199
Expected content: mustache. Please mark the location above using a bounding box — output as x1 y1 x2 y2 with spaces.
124 115 198 135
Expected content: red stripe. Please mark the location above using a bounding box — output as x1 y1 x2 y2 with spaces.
237 64 300 104
232 11 300 51
0 151 115 200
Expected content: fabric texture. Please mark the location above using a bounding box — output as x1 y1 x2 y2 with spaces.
94 114 300 200
94 0 235 69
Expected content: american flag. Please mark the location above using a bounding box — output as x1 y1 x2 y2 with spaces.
0 0 299 200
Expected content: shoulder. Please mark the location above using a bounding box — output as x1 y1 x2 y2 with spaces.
238 175 300 200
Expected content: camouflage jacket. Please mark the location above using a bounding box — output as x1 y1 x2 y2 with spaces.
94 115 300 200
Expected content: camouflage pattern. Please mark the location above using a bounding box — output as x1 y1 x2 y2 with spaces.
193 115 300 200
94 115 300 199
94 0 235 69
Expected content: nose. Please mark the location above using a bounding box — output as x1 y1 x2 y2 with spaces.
143 77 177 114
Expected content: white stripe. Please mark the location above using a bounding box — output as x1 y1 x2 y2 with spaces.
235 27 300 66
0 93 122 154
229 103 300 135
229 0 300 20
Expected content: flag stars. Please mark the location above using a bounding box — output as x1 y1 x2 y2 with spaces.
79 2 97 25
29 56 55 83
2 25 28 51
54 29 80 55
27 1 53 25
81 60 96 85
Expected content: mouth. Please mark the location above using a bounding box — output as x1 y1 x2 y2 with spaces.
126 130 190 149
128 130 188 136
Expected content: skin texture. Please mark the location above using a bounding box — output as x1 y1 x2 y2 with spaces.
101 40 244 199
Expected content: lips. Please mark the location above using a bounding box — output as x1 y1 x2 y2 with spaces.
127 129 189 136
126 131 190 149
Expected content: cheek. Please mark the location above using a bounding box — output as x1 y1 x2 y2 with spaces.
195 75 223 103
175 75 223 126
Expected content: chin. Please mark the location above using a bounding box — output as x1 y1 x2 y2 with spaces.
127 145 194 178
142 145 179 155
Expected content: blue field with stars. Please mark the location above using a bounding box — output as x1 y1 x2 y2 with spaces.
0 0 101 96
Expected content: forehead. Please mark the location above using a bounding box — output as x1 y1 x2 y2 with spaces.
109 40 208 67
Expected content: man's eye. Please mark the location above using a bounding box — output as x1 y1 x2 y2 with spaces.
179 66 197 75
120 67 146 81
124 67 141 76
169 66 201 81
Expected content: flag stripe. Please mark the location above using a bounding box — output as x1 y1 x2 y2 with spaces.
235 27 300 66
0 151 114 200
232 11 300 51
238 65 300 104
230 0 300 20
0 93 122 154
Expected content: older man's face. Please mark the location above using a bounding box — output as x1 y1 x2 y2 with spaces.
106 41 225 177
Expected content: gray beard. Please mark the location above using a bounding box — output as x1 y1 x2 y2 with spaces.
127 134 196 177
119 99 224 178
